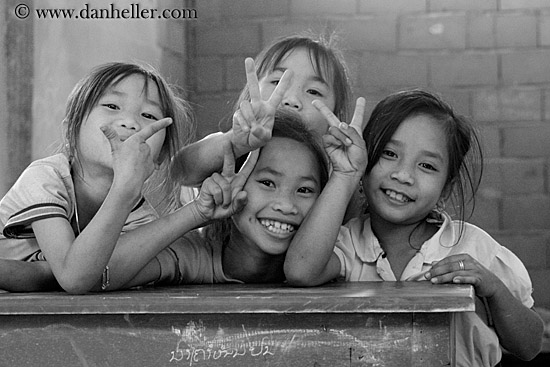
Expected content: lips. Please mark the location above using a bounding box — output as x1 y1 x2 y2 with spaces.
384 189 413 203
259 219 296 234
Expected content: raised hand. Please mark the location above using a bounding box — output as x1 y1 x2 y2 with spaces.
101 117 172 193
424 254 503 298
193 140 259 222
231 57 292 156
314 97 368 178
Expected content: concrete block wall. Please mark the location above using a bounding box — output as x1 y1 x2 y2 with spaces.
167 0 550 306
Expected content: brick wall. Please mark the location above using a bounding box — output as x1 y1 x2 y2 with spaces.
167 0 550 306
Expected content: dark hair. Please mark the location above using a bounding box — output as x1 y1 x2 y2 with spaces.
60 62 195 208
220 33 352 131
205 110 329 247
363 89 483 228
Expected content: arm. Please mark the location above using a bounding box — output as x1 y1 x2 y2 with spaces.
0 259 59 292
426 254 543 360
95 143 260 291
285 98 367 286
171 57 292 187
33 119 172 294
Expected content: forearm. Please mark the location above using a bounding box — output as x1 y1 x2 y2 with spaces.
487 286 544 360
171 132 229 186
285 174 359 285
102 200 207 290
0 259 59 292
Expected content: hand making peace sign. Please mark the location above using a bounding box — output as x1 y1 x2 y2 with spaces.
101 117 172 192
193 140 259 221
313 97 368 179
231 57 293 156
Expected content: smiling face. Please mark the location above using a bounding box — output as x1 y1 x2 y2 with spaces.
258 47 336 135
76 74 166 176
232 136 322 255
364 114 450 227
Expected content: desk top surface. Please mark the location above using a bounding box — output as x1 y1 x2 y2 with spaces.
0 281 475 315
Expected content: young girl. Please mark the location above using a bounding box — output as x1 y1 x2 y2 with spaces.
79 111 329 288
285 89 544 366
0 62 194 293
173 34 363 221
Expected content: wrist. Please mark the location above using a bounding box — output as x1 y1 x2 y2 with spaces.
185 199 210 225
226 130 247 158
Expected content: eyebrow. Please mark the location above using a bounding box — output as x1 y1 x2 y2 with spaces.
103 88 162 110
388 139 445 163
272 66 329 86
255 166 320 186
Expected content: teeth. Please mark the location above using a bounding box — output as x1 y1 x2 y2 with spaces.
260 219 296 234
385 189 411 203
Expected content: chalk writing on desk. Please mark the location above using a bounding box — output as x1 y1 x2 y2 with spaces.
167 318 413 365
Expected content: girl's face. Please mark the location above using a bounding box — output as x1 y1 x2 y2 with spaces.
258 47 336 135
232 137 322 255
77 74 167 175
364 114 449 226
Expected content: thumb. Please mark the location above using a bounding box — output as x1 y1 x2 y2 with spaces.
100 125 121 152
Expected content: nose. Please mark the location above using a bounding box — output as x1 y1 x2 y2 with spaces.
272 192 299 215
390 164 415 185
281 87 302 111
118 113 141 132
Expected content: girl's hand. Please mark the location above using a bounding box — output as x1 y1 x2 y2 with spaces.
425 254 503 298
314 97 368 178
101 117 172 194
192 140 259 222
231 58 292 156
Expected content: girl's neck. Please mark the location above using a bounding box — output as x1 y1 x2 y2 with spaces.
369 213 438 280
370 213 438 255
72 164 114 228
222 228 285 283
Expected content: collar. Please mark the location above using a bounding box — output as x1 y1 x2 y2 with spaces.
352 211 457 264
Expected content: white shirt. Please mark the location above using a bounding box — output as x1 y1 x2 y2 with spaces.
334 211 534 367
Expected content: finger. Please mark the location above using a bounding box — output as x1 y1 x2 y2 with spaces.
231 191 248 214
245 58 261 103
267 69 292 108
312 99 341 128
210 174 232 208
206 177 223 206
250 124 272 143
233 109 249 133
349 97 366 133
239 100 256 127
326 126 352 146
221 139 236 177
237 148 259 181
135 117 172 142
100 125 122 152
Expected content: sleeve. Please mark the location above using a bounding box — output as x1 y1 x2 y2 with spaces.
333 225 354 280
491 246 535 309
155 231 216 285
2 163 72 239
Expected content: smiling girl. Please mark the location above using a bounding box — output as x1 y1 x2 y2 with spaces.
285 89 544 366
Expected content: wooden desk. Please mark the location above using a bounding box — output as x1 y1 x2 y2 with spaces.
0 282 474 366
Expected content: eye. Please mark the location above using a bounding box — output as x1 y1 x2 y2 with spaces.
307 89 323 97
269 79 280 86
297 186 316 194
258 180 275 188
382 149 397 159
142 112 159 121
419 162 438 172
102 103 119 110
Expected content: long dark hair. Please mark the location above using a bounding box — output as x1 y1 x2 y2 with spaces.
363 89 483 231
